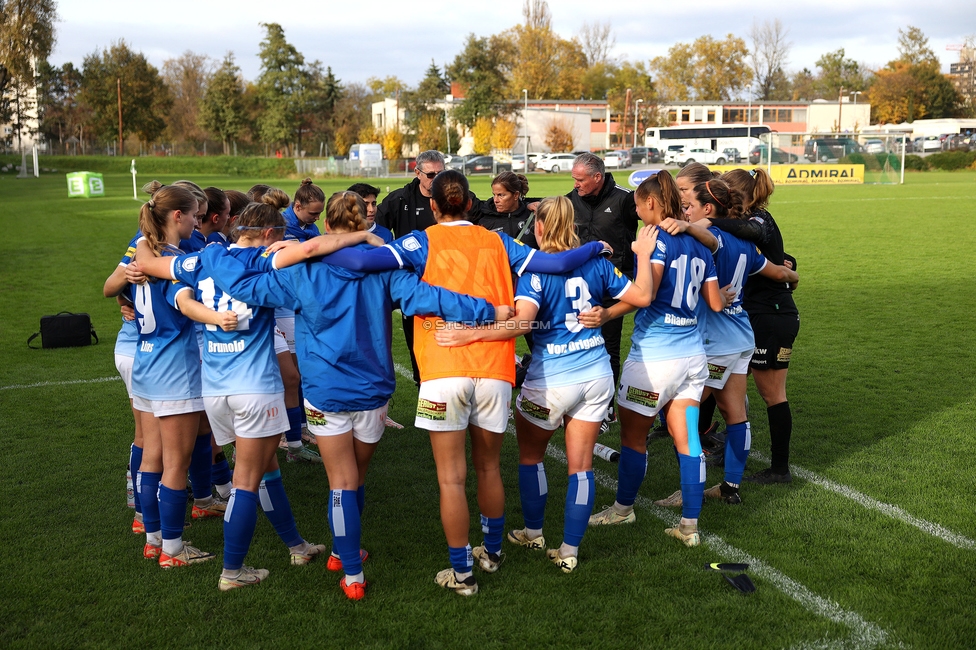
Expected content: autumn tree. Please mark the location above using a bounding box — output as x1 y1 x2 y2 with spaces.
415 112 447 152
199 53 247 154
79 41 172 150
446 37 512 128
332 82 375 156
501 0 586 100
162 51 212 145
812 49 871 99
651 34 752 101
544 118 575 152
579 20 615 66
471 117 493 154
0 0 57 127
491 118 519 150
750 19 792 100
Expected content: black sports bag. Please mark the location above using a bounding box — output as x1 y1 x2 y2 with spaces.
27 311 99 349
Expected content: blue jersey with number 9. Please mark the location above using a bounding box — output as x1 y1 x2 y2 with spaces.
630 231 717 362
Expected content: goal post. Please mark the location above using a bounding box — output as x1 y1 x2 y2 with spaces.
757 132 910 185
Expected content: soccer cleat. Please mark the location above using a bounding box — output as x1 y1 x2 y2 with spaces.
700 421 725 451
285 444 322 463
132 514 145 535
340 576 367 601
191 495 228 519
218 566 269 592
143 543 162 560
384 415 405 429
507 529 546 550
654 489 684 507
327 549 369 572
301 425 317 445
743 468 793 485
547 549 578 573
599 419 611 435
278 434 289 450
588 505 636 526
647 418 669 441
665 525 701 547
158 542 216 568
472 545 504 573
290 541 328 566
434 568 478 596
704 482 742 505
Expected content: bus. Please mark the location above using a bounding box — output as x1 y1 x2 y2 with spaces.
644 125 771 161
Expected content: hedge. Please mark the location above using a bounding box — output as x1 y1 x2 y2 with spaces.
923 151 976 171
0 155 297 177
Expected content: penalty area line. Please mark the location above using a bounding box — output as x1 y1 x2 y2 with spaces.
0 376 121 391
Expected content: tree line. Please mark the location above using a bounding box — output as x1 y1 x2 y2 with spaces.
2 0 970 158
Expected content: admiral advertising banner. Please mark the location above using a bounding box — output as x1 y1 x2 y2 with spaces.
709 164 864 185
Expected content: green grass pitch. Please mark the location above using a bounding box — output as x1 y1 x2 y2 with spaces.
0 169 974 649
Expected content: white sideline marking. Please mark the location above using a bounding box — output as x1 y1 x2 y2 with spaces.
0 376 121 391
750 451 976 550
390 364 893 649
775 195 973 204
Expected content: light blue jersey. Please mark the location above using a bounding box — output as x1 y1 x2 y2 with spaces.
130 244 202 401
384 222 536 277
170 245 284 397
701 227 768 356
283 205 321 242
516 257 632 388
630 231 717 362
205 242 497 413
114 233 141 358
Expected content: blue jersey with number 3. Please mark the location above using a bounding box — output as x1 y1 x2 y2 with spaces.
130 243 202 401
170 245 284 397
630 231 717 362
516 257 632 388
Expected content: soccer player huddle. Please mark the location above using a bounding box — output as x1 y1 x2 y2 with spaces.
106 150 799 600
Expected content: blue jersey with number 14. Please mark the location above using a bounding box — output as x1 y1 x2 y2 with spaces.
701 227 768 356
630 231 717 362
517 257 632 388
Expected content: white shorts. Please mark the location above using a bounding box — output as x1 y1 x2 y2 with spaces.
276 317 296 354
132 396 205 417
204 393 289 446
517 376 614 431
115 354 134 398
273 326 289 356
304 399 388 444
703 350 753 390
617 355 708 418
415 377 512 433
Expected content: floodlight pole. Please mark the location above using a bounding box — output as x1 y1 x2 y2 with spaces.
850 91 862 131
523 89 528 168
634 99 643 148
837 87 844 133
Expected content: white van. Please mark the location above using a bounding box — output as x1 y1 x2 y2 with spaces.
349 143 383 169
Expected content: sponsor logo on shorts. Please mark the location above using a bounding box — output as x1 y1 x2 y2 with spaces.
707 363 727 381
625 386 659 409
777 347 793 362
305 406 327 427
519 397 551 421
754 348 767 356
416 398 447 421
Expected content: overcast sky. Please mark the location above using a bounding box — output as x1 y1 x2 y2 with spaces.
50 0 974 91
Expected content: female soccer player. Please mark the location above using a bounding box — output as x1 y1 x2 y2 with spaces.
319 170 611 594
197 189 509 600
654 179 798 507
129 199 377 590
200 186 231 246
580 171 726 547
128 183 238 567
712 168 800 484
435 195 657 573
284 178 324 242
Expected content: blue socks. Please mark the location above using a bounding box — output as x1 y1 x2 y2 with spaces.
724 421 751 486
158 484 187 546
211 451 232 497
137 470 161 535
130 445 143 515
222 488 258 571
481 514 505 555
189 435 213 500
329 489 363 576
449 544 473 574
258 470 303 547
285 406 302 445
518 463 548 530
564 471 594 547
616 445 647 507
678 453 706 520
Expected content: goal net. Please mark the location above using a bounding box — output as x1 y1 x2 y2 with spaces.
758 132 909 185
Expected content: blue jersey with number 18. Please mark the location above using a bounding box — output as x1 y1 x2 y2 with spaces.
516 257 632 388
630 231 717 363
701 227 768 356
170 245 285 397
130 243 202 401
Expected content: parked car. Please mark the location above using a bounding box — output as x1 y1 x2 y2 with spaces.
945 134 972 152
444 154 478 171
629 146 660 164
511 154 535 172
615 149 632 167
674 147 728 167
663 145 685 165
454 156 511 174
749 145 799 165
603 151 628 168
804 137 863 162
537 153 577 173
394 158 417 172
912 136 942 152
722 147 743 163
863 139 886 154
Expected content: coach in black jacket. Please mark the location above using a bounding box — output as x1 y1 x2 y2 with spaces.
567 152 641 420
